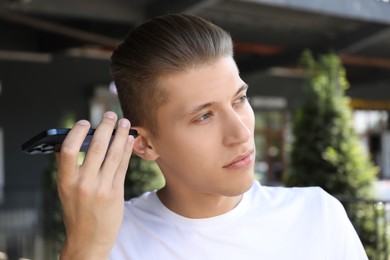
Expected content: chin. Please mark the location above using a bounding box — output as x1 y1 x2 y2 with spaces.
225 175 254 197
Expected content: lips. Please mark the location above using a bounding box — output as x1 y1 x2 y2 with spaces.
223 149 254 169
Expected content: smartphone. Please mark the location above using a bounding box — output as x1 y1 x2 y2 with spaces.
21 128 138 155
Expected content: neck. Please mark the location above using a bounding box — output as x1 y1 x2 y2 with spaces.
157 186 243 219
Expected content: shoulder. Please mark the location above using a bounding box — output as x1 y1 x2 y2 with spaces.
248 182 347 223
253 182 338 208
123 190 160 216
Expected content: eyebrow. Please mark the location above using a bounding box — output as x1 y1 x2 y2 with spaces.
187 83 249 116
236 83 249 96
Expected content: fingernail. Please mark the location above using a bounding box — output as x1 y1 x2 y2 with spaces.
128 135 134 143
104 111 116 119
119 119 130 128
77 120 90 126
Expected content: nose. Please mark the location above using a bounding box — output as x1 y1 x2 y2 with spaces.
222 108 253 146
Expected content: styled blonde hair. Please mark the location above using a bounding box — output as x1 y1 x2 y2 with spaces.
111 14 233 135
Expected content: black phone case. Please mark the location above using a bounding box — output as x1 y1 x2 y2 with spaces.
21 128 137 155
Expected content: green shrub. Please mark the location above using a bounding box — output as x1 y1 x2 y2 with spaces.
284 50 378 258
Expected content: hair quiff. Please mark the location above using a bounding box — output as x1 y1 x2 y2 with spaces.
111 14 233 136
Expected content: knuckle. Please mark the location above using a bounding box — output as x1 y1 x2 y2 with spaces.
57 178 76 198
77 181 93 197
107 150 122 164
96 187 112 202
88 140 107 154
60 143 78 157
57 180 69 196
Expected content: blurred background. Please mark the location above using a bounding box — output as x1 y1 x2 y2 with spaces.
0 0 390 259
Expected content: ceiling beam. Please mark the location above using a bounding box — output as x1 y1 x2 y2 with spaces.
338 27 390 54
340 54 390 70
234 42 285 56
0 12 121 49
235 24 390 73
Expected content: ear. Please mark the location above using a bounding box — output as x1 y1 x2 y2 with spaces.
132 128 159 161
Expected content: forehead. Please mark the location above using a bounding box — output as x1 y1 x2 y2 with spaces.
158 57 242 101
155 57 244 119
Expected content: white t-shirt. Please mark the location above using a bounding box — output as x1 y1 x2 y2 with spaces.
109 181 368 259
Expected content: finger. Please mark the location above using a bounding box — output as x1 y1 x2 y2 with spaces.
113 135 134 190
82 111 118 174
58 120 91 181
100 118 130 183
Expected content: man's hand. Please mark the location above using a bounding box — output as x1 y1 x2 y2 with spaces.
56 111 134 260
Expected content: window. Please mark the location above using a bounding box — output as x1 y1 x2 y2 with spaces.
353 110 390 178
254 110 288 185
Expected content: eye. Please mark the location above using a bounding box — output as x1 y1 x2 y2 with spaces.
194 112 213 123
234 95 248 104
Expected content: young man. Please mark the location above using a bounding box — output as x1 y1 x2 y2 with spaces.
56 14 368 259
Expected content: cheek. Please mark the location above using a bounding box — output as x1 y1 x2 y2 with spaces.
158 130 202 156
179 133 216 156
243 104 255 131
166 131 219 164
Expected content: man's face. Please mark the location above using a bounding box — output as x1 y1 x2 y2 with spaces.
151 56 255 197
